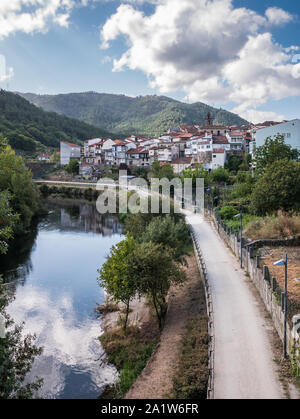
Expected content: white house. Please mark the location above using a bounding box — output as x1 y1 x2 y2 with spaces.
60 142 81 165
211 149 227 170
226 132 244 151
253 119 300 154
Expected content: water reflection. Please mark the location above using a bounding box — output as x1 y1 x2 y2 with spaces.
8 286 116 399
0 199 123 399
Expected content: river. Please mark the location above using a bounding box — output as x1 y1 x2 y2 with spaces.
0 199 123 399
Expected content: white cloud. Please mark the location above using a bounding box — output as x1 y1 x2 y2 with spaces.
0 0 75 39
265 7 293 26
101 0 299 119
233 108 286 124
0 54 14 83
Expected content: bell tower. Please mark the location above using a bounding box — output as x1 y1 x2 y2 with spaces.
205 112 212 126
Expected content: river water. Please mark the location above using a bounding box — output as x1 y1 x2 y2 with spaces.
0 199 123 399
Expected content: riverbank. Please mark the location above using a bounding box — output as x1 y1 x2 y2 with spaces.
99 253 209 399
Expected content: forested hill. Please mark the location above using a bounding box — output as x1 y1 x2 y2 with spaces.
0 90 114 152
17 91 248 137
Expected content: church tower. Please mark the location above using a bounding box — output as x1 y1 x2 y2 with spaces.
205 112 212 126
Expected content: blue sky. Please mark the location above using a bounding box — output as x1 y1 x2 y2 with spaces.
0 0 299 123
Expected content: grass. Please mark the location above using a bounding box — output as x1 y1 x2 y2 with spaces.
171 313 209 399
99 324 158 398
244 212 300 240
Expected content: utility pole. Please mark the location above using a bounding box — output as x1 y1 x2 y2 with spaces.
274 253 288 358
234 209 243 268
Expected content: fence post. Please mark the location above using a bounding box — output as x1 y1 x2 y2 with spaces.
272 277 277 292
281 292 285 309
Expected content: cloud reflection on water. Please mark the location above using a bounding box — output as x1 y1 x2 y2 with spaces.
8 285 118 399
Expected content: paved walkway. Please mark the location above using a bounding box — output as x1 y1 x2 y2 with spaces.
187 213 284 399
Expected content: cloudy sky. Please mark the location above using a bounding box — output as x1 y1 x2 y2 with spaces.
0 0 299 123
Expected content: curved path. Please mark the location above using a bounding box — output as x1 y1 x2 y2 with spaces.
186 213 284 399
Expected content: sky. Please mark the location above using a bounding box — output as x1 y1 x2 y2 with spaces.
0 0 300 123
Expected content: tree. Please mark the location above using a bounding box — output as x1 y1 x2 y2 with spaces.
0 280 43 399
151 161 175 180
181 165 209 186
50 152 60 164
225 155 242 174
98 236 138 331
159 163 175 181
131 242 186 329
255 135 299 174
132 166 148 181
0 136 40 235
251 159 300 215
65 159 79 175
141 215 191 263
0 191 19 254
151 161 161 178
209 167 230 184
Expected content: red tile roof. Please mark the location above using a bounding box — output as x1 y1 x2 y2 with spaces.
213 149 226 154
171 157 192 164
62 142 81 148
212 135 229 144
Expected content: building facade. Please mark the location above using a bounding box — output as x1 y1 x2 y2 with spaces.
60 142 81 165
253 119 300 153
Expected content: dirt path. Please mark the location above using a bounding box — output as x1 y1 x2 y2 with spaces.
125 254 206 399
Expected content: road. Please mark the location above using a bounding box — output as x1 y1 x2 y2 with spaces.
186 213 284 399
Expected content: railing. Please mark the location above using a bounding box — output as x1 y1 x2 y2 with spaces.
190 229 215 399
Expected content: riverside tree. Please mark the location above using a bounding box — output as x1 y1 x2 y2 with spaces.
98 235 138 331
0 191 18 254
0 136 40 235
0 281 43 399
141 215 191 264
131 242 186 329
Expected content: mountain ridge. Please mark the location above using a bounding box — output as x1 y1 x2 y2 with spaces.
0 90 115 152
16 91 249 137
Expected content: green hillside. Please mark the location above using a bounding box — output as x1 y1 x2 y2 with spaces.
0 90 114 153
18 91 248 137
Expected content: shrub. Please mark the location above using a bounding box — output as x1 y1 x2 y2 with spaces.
100 326 157 397
218 206 239 221
172 314 209 399
244 212 300 240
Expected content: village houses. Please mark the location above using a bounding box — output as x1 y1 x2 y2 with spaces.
59 113 298 177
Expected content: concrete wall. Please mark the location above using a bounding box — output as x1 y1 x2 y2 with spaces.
213 214 300 368
60 142 81 165
254 119 300 151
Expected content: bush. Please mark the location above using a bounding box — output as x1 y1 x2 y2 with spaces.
209 167 230 184
244 212 300 240
172 314 209 399
218 206 239 221
100 326 157 397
